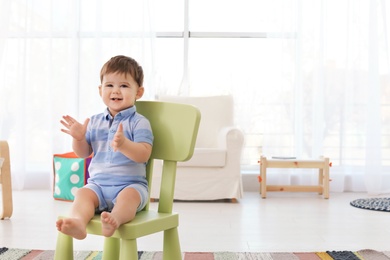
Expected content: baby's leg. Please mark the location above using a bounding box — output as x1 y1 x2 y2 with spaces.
100 187 141 237
56 187 99 240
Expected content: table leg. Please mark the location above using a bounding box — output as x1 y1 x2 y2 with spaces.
318 168 324 195
323 158 330 199
260 156 267 199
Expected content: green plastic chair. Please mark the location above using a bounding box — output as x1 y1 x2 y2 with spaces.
54 101 201 260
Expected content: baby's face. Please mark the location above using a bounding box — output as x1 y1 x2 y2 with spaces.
99 72 144 117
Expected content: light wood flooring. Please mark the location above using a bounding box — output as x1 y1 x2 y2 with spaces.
1 190 389 253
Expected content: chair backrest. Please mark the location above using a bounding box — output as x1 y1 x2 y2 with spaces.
158 95 233 148
136 101 201 213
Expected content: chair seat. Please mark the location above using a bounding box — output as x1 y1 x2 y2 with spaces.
86 211 179 239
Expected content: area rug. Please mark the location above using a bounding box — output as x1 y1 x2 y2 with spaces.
1 248 390 260
350 197 390 212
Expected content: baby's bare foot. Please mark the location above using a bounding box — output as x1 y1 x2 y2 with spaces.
100 212 120 237
56 218 87 240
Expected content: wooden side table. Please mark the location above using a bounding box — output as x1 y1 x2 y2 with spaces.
0 140 13 219
259 156 330 199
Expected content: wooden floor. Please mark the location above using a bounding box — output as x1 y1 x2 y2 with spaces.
1 190 389 253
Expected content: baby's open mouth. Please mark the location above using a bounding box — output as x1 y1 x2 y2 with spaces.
111 98 123 101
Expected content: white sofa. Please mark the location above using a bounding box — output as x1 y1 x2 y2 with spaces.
150 95 244 201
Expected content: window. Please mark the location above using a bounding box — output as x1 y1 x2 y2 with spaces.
2 0 390 190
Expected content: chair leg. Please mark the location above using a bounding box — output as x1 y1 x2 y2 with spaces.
119 238 138 260
54 232 74 260
163 227 182 260
0 141 13 220
102 237 120 260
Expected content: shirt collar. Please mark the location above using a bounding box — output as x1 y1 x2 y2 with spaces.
104 106 136 121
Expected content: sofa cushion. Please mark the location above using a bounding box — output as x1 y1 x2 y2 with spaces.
178 148 226 167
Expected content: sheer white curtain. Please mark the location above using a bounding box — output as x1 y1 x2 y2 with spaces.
0 0 155 190
180 0 390 194
1 0 390 194
260 0 390 194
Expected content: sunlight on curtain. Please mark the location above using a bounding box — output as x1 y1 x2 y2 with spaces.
264 0 390 194
1 0 390 194
0 0 156 189
184 0 390 194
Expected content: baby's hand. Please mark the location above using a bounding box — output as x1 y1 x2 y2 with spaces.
112 123 126 152
60 115 90 141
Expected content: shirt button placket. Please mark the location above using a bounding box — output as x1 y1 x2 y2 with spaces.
108 124 117 162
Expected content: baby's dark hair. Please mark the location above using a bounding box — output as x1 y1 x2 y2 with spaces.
100 55 144 87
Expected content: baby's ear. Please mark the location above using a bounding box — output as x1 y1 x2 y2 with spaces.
98 85 102 96
136 86 145 100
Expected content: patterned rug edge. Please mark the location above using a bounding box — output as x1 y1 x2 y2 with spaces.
350 197 390 212
1 247 390 260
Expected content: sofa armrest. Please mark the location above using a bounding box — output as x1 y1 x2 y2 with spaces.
217 126 244 149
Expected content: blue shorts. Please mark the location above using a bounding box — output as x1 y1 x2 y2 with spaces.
84 174 148 213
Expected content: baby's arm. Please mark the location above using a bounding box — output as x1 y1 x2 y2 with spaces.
60 115 92 158
72 138 92 158
112 123 152 163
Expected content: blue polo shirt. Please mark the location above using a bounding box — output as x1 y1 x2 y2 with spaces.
85 105 153 179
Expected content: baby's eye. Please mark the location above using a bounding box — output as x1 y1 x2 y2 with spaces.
120 84 129 88
105 84 113 88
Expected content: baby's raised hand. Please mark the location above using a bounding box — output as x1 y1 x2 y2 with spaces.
112 123 126 152
60 115 90 141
